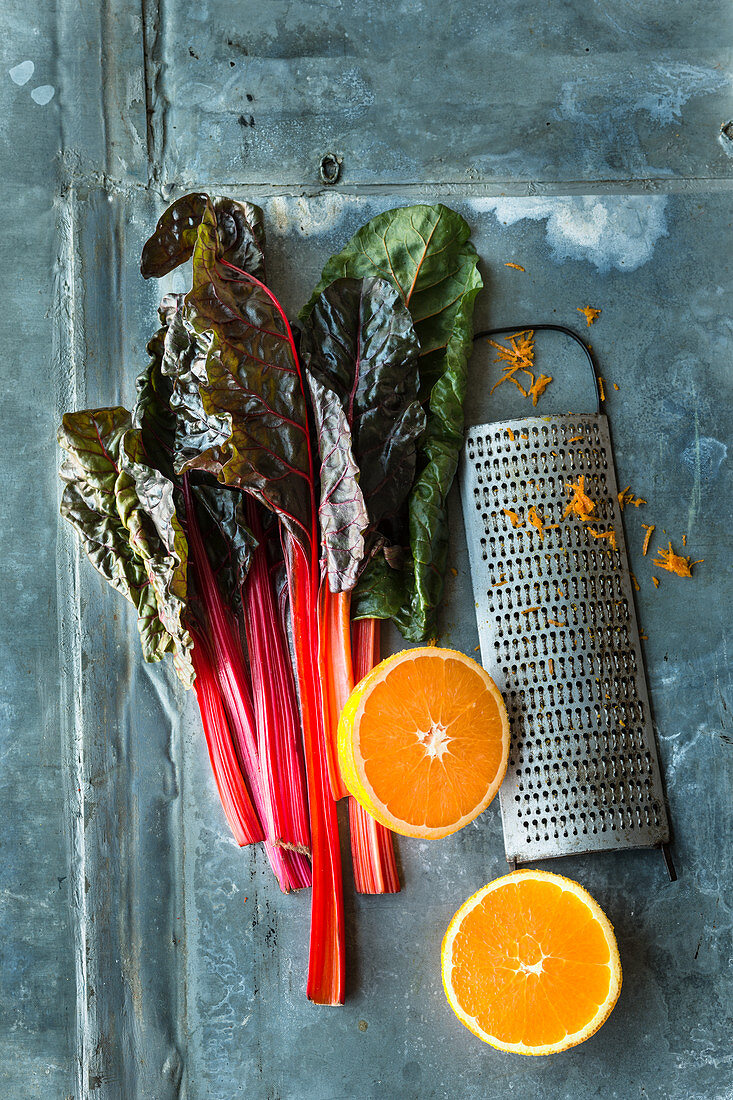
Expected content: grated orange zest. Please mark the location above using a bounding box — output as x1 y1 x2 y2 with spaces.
586 528 617 549
502 508 523 528
618 486 647 510
563 476 596 521
529 373 553 406
641 523 655 556
653 542 703 578
527 505 547 541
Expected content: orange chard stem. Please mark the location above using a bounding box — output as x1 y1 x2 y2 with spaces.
318 584 352 801
349 618 401 895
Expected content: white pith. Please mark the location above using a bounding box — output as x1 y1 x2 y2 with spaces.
416 720 452 760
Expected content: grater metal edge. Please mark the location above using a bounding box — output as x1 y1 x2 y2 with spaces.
459 413 671 865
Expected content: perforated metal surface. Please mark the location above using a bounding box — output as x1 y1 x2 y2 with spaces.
459 414 670 863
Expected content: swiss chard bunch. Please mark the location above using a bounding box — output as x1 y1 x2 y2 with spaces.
299 206 482 892
59 193 481 1001
301 203 482 642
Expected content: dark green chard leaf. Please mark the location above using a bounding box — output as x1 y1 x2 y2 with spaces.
133 324 176 480
181 202 313 549
301 204 482 641
141 195 313 553
132 297 256 609
58 408 194 686
190 478 256 607
157 293 231 477
300 276 425 592
141 193 266 282
116 429 194 685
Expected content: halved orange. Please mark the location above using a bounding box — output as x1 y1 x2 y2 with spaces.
337 647 510 839
442 870 622 1055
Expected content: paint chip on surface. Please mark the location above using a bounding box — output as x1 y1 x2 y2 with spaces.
9 60 34 85
30 84 55 104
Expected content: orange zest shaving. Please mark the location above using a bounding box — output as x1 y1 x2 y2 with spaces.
520 432 529 439
640 631 648 640
598 377 606 402
652 577 659 588
529 373 553 406
613 383 620 391
521 607 541 615
547 619 567 627
489 332 534 367
618 486 647 510
568 435 583 443
682 533 687 546
487 331 552 407
653 542 703 578
527 506 547 541
548 658 555 676
474 645 480 652
641 523 655 556
563 476 596 521
507 428 515 441
504 262 525 271
586 528 617 550
577 306 601 326
631 574 640 592
502 509 523 528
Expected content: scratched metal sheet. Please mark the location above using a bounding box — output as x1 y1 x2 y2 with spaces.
1 0 732 1098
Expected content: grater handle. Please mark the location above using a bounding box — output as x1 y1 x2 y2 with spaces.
473 324 601 414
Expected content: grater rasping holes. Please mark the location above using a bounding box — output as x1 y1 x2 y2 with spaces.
459 413 671 866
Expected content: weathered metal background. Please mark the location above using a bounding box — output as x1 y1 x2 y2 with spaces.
1 1 731 1097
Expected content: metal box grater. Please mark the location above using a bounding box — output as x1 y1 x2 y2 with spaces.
459 413 671 866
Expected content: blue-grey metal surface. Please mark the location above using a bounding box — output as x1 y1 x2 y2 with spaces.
1 0 732 1098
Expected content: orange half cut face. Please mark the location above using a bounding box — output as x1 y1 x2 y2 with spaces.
338 647 510 839
442 870 623 1055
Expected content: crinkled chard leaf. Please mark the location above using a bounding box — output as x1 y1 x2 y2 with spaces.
141 193 266 282
157 293 231 477
141 195 312 553
116 429 194 685
301 205 481 640
300 276 425 592
58 408 194 686
133 325 177 480
304 370 368 591
132 295 256 609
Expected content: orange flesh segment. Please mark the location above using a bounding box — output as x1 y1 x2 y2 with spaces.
450 879 614 1048
357 655 506 829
